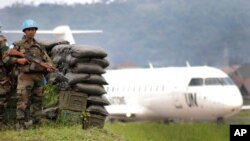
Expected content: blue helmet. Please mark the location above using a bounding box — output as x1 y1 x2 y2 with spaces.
22 19 38 32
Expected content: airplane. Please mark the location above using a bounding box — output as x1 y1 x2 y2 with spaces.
3 25 249 122
2 25 103 44
103 66 246 122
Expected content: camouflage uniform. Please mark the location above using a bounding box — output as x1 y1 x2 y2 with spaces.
0 35 11 123
5 37 54 126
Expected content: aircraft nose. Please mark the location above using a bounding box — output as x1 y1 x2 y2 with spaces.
223 87 243 116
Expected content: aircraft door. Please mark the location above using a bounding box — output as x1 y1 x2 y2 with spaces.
174 85 184 109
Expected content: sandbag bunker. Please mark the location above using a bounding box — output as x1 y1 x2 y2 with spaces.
50 44 110 129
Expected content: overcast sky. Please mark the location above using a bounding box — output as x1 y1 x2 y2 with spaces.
0 0 101 9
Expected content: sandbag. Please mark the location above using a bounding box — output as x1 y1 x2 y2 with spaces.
66 55 90 66
52 56 62 64
87 74 108 85
66 55 109 68
74 83 106 96
66 73 108 85
87 96 110 106
87 105 109 116
51 45 59 55
90 58 109 68
70 63 106 74
66 73 90 85
70 45 107 58
45 40 70 50
52 44 67 54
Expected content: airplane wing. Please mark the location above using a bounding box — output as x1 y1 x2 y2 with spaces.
2 30 55 34
71 30 103 34
2 25 103 44
241 105 250 110
2 30 22 33
2 30 102 34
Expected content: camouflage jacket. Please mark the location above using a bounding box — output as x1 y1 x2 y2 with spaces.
0 35 10 82
3 37 54 73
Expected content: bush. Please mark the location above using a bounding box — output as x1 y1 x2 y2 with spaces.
43 84 60 108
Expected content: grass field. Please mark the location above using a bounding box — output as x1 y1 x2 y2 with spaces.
106 122 230 141
0 123 124 141
0 110 249 141
0 121 231 141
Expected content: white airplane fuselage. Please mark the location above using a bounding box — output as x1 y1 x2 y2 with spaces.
104 66 243 121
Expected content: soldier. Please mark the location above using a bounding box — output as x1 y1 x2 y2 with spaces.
4 19 55 129
0 26 11 126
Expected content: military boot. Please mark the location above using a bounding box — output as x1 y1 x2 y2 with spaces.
15 120 26 130
0 103 5 116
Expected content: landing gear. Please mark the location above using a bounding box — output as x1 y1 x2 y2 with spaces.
163 119 175 124
216 117 224 125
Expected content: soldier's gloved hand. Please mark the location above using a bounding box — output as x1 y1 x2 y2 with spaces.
17 58 29 65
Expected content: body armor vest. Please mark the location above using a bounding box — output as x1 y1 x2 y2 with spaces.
18 44 46 73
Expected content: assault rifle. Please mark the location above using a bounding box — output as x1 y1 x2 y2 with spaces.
7 48 68 83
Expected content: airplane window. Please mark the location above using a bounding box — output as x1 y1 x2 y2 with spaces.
123 86 126 92
205 77 234 85
224 78 235 85
144 86 147 92
156 85 159 92
106 87 109 92
188 78 203 86
162 85 165 91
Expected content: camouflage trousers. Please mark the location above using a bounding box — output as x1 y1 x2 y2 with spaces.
0 80 11 121
16 72 45 124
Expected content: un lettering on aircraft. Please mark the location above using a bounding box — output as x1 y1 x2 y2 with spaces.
185 92 198 107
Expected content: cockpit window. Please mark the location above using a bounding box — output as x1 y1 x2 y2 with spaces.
205 77 234 85
188 78 203 86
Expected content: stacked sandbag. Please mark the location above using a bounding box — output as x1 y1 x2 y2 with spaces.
50 44 110 129
51 44 71 72
45 40 70 57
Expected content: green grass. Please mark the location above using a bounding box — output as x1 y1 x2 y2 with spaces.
0 122 230 141
0 123 124 141
105 122 229 141
230 110 250 119
1 110 250 141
